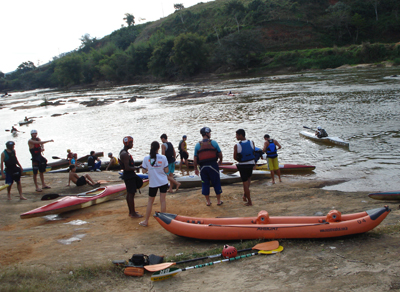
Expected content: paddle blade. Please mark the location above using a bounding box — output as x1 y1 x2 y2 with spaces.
151 267 181 282
252 241 279 251
41 194 60 200
258 245 284 254
144 262 176 272
52 156 62 160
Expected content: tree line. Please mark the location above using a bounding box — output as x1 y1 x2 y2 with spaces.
1 0 399 91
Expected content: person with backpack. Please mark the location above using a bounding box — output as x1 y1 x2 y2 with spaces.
263 134 282 184
178 135 189 174
1 141 26 200
160 134 181 193
233 129 255 206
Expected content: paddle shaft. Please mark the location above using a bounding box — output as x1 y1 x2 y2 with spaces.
151 251 260 281
303 126 316 131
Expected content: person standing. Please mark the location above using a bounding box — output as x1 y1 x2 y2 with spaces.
28 130 53 192
178 135 189 174
160 134 181 192
87 151 101 171
119 136 142 218
139 141 169 227
1 141 26 200
193 127 223 206
233 129 255 206
263 134 282 184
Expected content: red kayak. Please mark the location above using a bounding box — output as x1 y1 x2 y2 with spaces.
220 163 316 173
20 182 147 219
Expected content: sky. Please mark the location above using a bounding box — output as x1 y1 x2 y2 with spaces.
0 0 214 73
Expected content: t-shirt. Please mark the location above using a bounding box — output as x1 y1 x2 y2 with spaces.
142 153 169 188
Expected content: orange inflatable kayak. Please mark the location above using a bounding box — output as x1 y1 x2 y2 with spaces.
154 206 390 240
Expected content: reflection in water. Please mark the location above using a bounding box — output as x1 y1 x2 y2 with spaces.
1 67 399 192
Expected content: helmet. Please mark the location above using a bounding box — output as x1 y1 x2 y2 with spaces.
31 129 38 134
222 245 237 259
123 136 133 146
182 135 187 139
317 126 322 130
6 141 15 150
200 127 211 136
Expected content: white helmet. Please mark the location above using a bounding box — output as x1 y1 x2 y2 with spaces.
317 126 322 130
31 129 38 134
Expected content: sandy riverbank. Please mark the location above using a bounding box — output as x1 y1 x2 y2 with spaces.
1 170 400 291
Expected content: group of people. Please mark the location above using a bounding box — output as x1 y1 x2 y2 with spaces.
117 127 283 227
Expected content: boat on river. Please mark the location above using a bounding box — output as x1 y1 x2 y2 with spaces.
20 182 147 219
19 119 34 126
300 130 349 147
368 191 400 200
154 206 390 240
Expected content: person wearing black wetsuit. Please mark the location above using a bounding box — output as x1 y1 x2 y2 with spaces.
28 130 54 192
1 141 26 200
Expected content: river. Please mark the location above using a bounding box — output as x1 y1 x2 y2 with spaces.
1 67 399 192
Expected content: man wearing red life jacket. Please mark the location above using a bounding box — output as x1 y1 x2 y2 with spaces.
193 127 223 206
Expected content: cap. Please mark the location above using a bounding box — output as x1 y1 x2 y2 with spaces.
31 129 38 134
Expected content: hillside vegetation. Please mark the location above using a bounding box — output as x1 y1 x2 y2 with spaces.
1 0 400 91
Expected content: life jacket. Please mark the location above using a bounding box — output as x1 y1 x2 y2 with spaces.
254 147 264 163
266 139 278 158
197 140 218 164
3 150 19 172
163 142 176 164
317 129 328 138
237 140 255 162
178 140 184 152
29 138 46 164
119 149 136 180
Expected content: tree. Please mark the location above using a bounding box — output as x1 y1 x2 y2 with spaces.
325 2 352 42
0 71 4 79
54 54 83 86
367 0 380 21
123 13 135 26
174 3 185 24
171 33 207 76
17 61 36 73
148 37 177 78
79 34 97 51
224 0 246 32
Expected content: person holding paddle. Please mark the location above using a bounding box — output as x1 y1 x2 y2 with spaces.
139 141 169 227
315 126 328 138
28 129 54 192
1 141 26 200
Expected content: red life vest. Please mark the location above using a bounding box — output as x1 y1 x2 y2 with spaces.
197 140 218 164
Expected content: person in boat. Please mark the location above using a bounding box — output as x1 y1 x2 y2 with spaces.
10 126 19 133
119 136 142 218
67 164 98 187
178 135 189 174
193 127 223 206
262 134 282 184
87 151 101 172
315 126 328 138
160 133 181 192
105 152 118 171
28 130 54 192
1 141 26 200
24 116 29 122
234 129 255 206
139 141 169 227
66 149 73 162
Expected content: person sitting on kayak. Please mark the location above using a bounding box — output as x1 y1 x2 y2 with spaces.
105 152 118 171
67 164 98 187
66 149 73 162
315 126 328 138
87 151 101 171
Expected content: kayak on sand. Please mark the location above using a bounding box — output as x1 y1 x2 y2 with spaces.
154 206 390 240
220 163 315 174
368 191 400 201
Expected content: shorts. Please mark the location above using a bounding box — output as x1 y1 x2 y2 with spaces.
180 151 188 160
267 157 279 171
148 184 169 197
76 176 87 186
5 171 21 185
32 160 47 175
124 178 137 194
167 162 175 175
236 164 254 182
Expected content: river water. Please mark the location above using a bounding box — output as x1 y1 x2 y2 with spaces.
1 67 399 192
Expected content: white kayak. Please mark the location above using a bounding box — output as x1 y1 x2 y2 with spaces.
299 131 349 147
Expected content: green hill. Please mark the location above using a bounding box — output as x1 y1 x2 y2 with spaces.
1 0 400 91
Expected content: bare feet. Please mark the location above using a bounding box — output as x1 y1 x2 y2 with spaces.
242 195 247 202
167 189 173 193
36 188 42 192
20 196 27 200
271 181 275 184
7 195 11 201
139 221 148 227
279 179 282 182
175 183 181 192
129 212 143 218
244 202 253 206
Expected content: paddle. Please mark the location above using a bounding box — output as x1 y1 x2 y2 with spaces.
0 184 10 192
151 246 284 281
303 126 316 131
52 156 64 160
144 240 279 272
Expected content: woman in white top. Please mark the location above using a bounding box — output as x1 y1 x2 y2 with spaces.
139 141 169 227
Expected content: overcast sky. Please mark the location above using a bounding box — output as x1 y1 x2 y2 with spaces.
0 0 213 73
